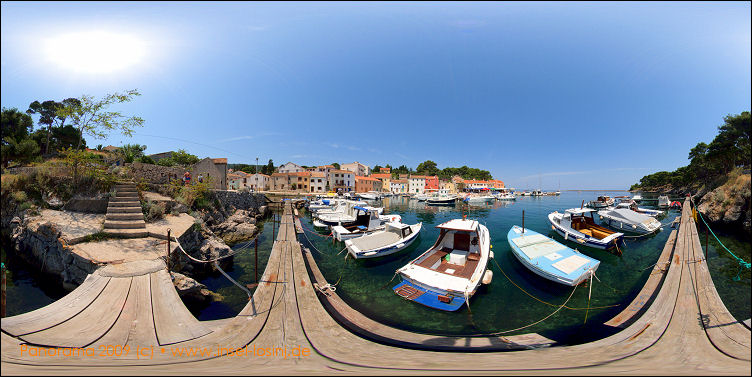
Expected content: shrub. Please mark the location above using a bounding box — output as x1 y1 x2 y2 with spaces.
141 199 166 222
11 190 27 203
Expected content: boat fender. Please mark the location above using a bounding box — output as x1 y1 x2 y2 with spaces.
632 224 637 229
600 216 603 220
482 269 493 285
396 243 405 248
490 250 494 259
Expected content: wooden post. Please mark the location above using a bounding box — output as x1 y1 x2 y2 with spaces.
522 210 525 234
1 262 6 318
255 236 259 284
166 228 172 273
272 209 276 240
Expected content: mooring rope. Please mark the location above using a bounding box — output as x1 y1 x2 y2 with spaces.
491 257 619 311
689 196 750 281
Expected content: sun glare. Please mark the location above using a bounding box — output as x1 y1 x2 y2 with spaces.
44 31 146 74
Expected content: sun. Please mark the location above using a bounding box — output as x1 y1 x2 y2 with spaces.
44 31 146 74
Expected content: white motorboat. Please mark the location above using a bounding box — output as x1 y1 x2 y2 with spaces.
614 201 664 218
496 192 516 200
393 219 491 311
632 194 643 202
426 194 457 205
507 226 599 286
346 222 422 259
598 207 662 234
332 213 402 241
657 195 670 208
548 208 624 251
464 194 495 204
587 196 614 209
316 204 382 226
414 193 429 201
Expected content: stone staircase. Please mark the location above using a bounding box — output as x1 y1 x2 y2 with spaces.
103 182 148 238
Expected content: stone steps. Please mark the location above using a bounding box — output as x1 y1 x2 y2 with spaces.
104 183 147 237
101 229 149 238
104 220 147 229
106 206 142 214
106 213 144 221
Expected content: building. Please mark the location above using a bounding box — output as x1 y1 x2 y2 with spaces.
370 173 391 192
355 176 381 193
424 175 439 191
310 171 327 193
271 171 311 192
341 161 370 177
380 167 391 174
276 162 305 173
328 169 355 193
488 179 505 189
390 179 408 193
408 175 426 194
191 157 227 190
439 180 456 194
464 180 489 190
248 173 270 191
227 170 251 190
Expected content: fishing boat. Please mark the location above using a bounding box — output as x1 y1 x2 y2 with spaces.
496 192 516 200
586 196 614 209
632 194 643 202
597 207 661 234
548 208 624 250
393 218 491 311
657 195 670 208
464 194 495 204
346 222 422 259
316 205 382 227
426 194 457 205
507 226 599 286
531 190 544 196
414 193 429 201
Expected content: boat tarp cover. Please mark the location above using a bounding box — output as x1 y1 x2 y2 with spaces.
349 231 401 252
436 219 478 232
601 208 653 225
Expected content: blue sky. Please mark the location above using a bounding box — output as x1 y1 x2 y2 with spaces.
2 1 750 190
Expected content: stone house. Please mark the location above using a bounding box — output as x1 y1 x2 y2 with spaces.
355 176 381 193
310 171 327 193
272 171 311 192
328 169 354 193
191 157 228 190
276 162 305 173
248 173 270 191
370 173 391 192
341 161 370 177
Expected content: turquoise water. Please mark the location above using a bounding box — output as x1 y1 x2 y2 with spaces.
2 192 748 343
296 192 749 343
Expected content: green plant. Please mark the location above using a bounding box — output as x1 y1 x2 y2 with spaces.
11 190 27 203
141 199 166 222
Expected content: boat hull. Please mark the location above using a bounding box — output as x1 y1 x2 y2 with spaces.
548 213 621 250
347 224 421 259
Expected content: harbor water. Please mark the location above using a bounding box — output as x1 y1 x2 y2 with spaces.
2 192 749 344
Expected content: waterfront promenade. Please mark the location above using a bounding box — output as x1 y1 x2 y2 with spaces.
1 198 749 374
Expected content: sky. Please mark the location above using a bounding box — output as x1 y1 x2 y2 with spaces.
2 1 750 190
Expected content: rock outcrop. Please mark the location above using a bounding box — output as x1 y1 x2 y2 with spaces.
696 173 751 236
170 271 222 303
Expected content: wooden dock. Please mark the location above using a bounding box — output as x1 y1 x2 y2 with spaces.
1 198 749 374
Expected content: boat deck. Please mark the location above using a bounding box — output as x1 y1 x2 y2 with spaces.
416 247 480 279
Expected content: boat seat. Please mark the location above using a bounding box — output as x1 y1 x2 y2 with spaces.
580 229 592 237
467 253 480 261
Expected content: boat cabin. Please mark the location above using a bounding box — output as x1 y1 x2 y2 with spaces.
412 219 482 280
562 208 616 240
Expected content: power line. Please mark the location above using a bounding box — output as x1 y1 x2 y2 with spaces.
133 132 259 162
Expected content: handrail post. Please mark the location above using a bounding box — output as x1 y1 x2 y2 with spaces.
167 228 172 273
1 262 6 318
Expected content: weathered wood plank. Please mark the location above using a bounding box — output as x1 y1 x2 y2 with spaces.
95 274 157 350
687 214 751 361
1 274 110 337
605 229 677 328
151 269 211 345
18 277 132 348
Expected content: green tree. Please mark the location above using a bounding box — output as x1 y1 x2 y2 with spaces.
117 144 148 163
170 149 200 165
372 165 382 173
26 98 81 154
59 89 145 150
261 159 275 175
1 108 39 167
331 162 340 170
416 160 439 176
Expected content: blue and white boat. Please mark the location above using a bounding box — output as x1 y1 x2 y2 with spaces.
548 208 624 251
393 219 491 311
345 222 421 259
507 226 599 286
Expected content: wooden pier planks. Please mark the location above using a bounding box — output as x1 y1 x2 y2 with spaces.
604 228 677 328
150 269 211 346
1 273 110 337
95 274 159 349
686 208 751 361
18 276 132 348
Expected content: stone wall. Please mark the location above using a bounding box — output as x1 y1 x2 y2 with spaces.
212 191 269 211
126 162 184 185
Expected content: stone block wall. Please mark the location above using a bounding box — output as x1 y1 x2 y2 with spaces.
212 191 269 211
126 162 185 185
